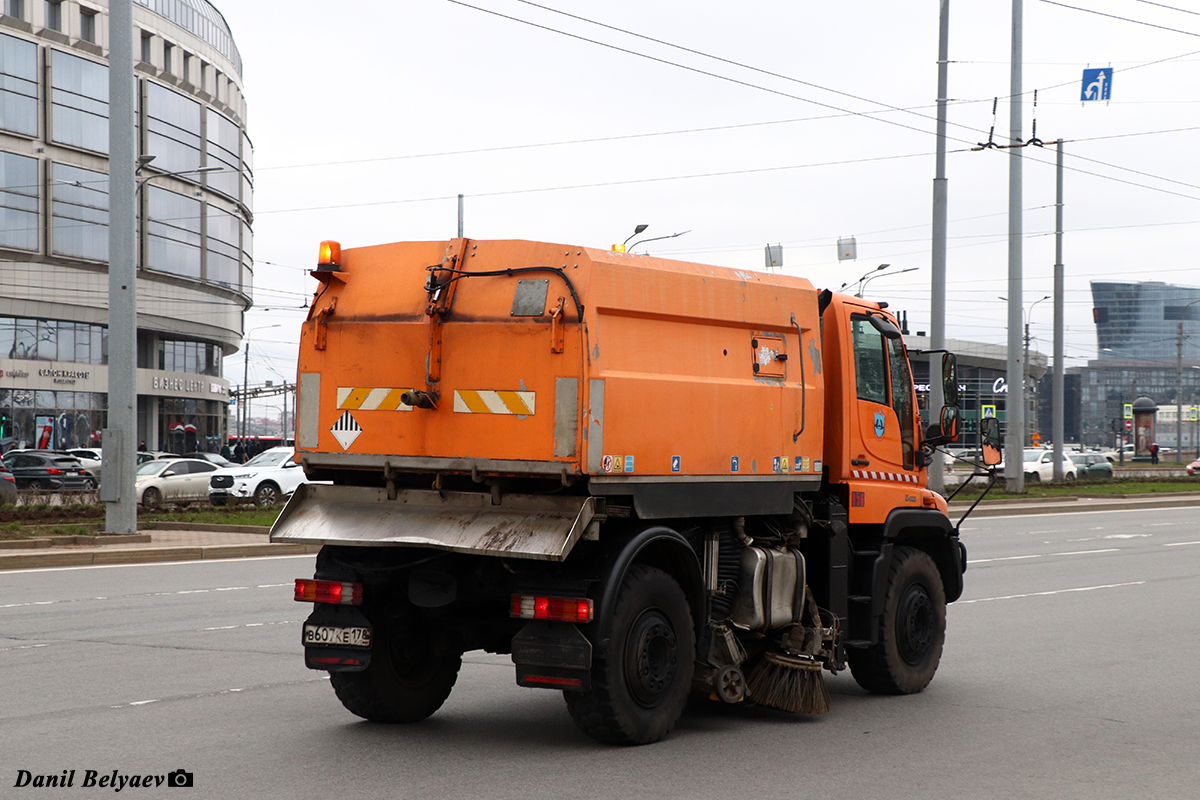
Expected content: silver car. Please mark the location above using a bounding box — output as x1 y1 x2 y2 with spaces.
136 458 220 508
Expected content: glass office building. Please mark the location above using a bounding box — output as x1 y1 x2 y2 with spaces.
0 0 249 452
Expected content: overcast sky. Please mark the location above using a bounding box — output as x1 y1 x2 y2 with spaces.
216 0 1200 394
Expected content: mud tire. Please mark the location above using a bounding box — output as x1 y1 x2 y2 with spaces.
564 565 695 745
848 546 946 695
329 622 461 723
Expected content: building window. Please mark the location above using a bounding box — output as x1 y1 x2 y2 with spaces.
44 0 61 30
205 108 239 199
181 51 191 84
145 184 200 280
0 151 39 251
79 7 95 42
162 40 172 74
51 162 109 260
145 82 200 174
0 32 38 136
50 49 109 153
3 0 24 20
140 30 152 64
206 204 239 288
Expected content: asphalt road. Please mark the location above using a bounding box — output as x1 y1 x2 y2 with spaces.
2 509 1198 800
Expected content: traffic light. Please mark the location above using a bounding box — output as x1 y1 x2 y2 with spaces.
0 411 8 438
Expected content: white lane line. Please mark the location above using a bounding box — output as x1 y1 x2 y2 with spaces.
969 548 1120 564
959 581 1146 604
1148 522 1177 527
128 699 158 706
1105 534 1151 539
1164 541 1200 547
199 620 296 632
2 583 298 610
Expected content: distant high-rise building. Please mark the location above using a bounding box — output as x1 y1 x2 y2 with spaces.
0 0 250 452
1091 281 1200 361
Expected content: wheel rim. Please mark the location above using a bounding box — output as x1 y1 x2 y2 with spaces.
257 486 278 505
896 580 935 666
144 489 159 508
624 608 679 709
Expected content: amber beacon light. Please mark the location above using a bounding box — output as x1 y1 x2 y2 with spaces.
317 240 342 271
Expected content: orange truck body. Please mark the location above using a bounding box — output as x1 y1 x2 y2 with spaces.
275 237 966 744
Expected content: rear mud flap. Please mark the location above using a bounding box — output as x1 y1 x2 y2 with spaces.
271 484 598 562
302 605 372 672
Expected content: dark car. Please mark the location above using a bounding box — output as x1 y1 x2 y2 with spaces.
0 462 17 505
0 451 92 491
1069 452 1114 480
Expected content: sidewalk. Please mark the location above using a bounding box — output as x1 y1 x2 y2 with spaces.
3 491 1199 570
0 527 319 570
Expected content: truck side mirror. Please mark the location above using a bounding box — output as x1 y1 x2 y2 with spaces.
939 406 960 442
941 353 959 407
981 417 1002 466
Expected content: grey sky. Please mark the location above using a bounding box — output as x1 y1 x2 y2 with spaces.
218 0 1200 388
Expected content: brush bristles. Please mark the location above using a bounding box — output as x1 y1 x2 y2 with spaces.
746 652 831 714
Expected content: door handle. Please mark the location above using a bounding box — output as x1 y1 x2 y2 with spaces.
851 458 870 466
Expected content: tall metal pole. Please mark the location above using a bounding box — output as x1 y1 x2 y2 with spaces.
457 194 464 238
1052 139 1064 480
1005 0 1025 492
104 0 137 534
929 0 950 495
1178 323 1184 463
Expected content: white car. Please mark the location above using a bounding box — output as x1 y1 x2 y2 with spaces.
136 458 220 507
207 447 313 506
65 448 103 483
998 448 1076 482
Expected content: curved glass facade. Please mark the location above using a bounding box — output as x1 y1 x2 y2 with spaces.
1092 281 1200 362
0 0 247 452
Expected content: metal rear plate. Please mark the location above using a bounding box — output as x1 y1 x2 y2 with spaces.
270 484 597 562
304 624 371 648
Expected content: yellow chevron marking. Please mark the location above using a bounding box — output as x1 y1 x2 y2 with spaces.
453 390 536 415
496 391 532 416
337 387 412 411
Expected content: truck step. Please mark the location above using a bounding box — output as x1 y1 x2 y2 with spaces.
853 549 880 558
848 594 871 603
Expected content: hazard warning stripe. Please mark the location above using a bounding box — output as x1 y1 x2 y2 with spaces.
337 387 413 411
453 390 535 415
851 470 919 484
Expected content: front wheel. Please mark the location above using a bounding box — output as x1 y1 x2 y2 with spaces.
141 487 161 509
848 546 946 695
564 564 695 745
329 620 461 723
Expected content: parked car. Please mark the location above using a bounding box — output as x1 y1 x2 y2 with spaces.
208 447 314 506
182 451 235 467
65 448 103 482
0 462 17 505
135 458 220 508
1187 459 1200 476
1069 452 1114 480
0 451 92 491
997 448 1077 482
136 450 176 465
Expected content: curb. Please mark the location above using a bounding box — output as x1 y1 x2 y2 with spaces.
949 493 1200 518
0 542 321 570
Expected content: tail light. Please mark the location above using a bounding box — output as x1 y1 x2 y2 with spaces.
294 579 362 605
45 468 64 475
510 594 593 623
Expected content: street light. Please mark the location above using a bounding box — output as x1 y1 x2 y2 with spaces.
841 263 889 294
858 266 917 298
628 230 691 253
619 224 648 252
1174 298 1200 463
241 324 281 459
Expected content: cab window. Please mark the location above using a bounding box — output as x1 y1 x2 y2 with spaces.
852 316 889 404
887 336 915 470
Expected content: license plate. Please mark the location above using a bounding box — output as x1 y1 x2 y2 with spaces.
303 624 371 648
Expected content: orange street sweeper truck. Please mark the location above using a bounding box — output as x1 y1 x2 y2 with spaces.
271 236 974 745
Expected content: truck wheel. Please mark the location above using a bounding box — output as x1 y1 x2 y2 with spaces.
329 621 461 723
848 546 945 695
564 565 695 745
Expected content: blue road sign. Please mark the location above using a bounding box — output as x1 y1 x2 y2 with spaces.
1081 68 1112 102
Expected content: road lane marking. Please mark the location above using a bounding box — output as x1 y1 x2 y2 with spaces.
0 583 295 609
1164 541 1200 547
969 548 1120 564
1 554 316 575
959 581 1146 604
1105 534 1151 539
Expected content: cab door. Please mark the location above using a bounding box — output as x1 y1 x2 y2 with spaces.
849 313 916 474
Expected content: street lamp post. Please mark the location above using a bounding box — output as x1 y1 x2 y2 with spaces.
1175 299 1200 463
241 324 281 460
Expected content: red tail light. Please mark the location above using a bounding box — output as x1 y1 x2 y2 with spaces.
294 579 363 605
45 468 64 475
510 594 593 623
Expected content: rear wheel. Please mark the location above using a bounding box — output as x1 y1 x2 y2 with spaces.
848 546 946 695
330 620 462 723
564 564 695 745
